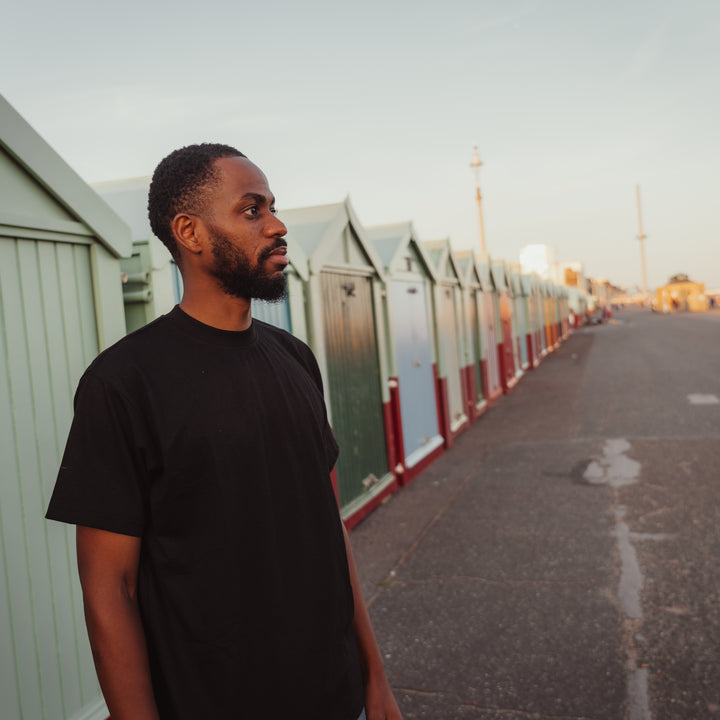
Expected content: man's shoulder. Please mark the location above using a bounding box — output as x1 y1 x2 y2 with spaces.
254 319 312 356
85 312 177 381
254 320 322 380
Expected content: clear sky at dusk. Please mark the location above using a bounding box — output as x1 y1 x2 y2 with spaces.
3 0 718 290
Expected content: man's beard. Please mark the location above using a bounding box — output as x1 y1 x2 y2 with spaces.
209 229 287 302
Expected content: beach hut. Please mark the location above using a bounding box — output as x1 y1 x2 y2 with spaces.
541 280 557 352
455 250 490 420
475 254 503 404
521 274 542 368
95 178 180 332
96 179 311 341
0 94 129 720
491 260 520 392
367 222 444 484
508 265 530 371
423 238 470 447
558 286 570 339
280 199 395 526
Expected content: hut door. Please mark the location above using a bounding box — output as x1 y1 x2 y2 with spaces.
389 280 440 467
438 285 464 430
252 297 292 332
470 290 483 402
321 272 388 508
484 291 500 395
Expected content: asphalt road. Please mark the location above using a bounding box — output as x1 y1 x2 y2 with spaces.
351 306 720 720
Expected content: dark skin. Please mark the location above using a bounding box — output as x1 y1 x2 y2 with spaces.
77 156 402 719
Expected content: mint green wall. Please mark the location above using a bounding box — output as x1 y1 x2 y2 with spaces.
0 149 75 223
0 148 125 719
0 236 105 720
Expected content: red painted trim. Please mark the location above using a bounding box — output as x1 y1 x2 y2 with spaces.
497 343 508 393
463 365 477 422
433 364 452 449
474 399 490 418
402 442 445 486
487 386 503 404
436 373 452 449
526 334 537 369
343 478 399 530
385 382 404 479
480 358 490 404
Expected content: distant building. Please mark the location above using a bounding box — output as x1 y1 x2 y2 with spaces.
557 261 585 289
654 274 707 313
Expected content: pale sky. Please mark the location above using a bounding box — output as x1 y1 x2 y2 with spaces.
3 0 718 290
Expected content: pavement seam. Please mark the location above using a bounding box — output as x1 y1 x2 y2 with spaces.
397 576 598 588
366 454 487 607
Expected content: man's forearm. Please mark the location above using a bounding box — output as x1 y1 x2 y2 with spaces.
342 524 402 719
77 526 159 720
83 588 160 720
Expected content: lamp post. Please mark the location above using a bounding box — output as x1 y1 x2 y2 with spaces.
470 144 487 255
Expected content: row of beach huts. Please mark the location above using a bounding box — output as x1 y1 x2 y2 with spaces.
0 94 590 719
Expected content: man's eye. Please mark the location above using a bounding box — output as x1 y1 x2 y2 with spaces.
270 207 278 215
244 206 259 217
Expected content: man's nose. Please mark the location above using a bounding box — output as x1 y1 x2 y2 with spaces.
269 214 287 237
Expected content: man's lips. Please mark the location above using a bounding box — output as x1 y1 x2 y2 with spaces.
264 242 289 266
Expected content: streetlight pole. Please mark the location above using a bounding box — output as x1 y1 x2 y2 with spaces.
636 184 648 299
470 144 487 255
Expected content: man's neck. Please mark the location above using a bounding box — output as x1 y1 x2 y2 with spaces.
179 290 253 331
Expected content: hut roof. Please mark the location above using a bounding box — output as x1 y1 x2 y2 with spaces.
0 94 131 257
280 197 384 279
366 221 438 281
422 238 464 285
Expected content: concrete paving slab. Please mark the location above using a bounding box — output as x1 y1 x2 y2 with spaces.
374 580 625 718
350 309 720 719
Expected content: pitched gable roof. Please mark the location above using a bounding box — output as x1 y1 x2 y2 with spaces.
0 94 131 257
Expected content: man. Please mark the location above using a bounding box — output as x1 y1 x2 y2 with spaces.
46 144 402 720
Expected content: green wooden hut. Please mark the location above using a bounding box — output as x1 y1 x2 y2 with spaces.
0 94 130 720
423 238 469 446
280 199 395 527
454 249 489 420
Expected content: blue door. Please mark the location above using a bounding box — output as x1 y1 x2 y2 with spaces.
389 280 442 468
252 297 292 332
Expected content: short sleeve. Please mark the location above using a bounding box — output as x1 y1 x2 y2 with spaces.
297 341 339 472
46 371 150 536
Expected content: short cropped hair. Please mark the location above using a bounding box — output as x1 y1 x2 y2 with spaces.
148 143 246 260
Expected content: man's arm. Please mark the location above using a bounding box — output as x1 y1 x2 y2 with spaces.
342 523 403 720
76 526 160 720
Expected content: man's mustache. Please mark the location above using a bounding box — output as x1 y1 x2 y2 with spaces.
259 239 288 261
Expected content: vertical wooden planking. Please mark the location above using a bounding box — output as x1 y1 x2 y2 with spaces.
438 285 463 428
16 239 66 715
321 272 387 508
389 280 439 463
470 289 483 400
73 245 100 368
0 237 44 719
37 240 85 714
58 244 100 703
0 238 24 720
252 297 292 332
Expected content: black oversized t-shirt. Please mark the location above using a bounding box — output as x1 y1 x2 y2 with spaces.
47 306 364 720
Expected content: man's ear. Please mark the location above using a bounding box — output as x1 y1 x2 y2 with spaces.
172 214 203 256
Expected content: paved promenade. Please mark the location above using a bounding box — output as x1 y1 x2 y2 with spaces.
351 307 720 720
